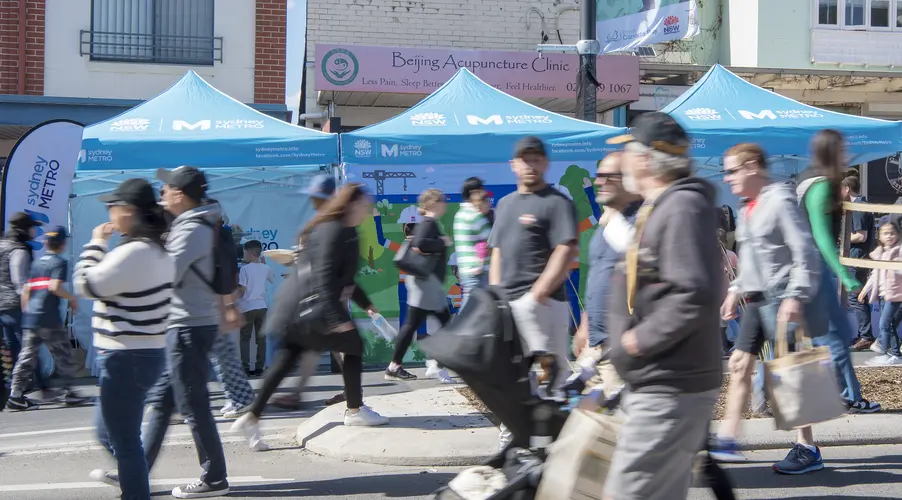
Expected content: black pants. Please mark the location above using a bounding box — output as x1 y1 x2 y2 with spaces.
701 454 736 500
393 306 451 365
849 266 873 340
251 338 364 417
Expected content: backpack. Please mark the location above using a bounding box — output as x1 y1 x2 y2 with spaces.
190 218 239 295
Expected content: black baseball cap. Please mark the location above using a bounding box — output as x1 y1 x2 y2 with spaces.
156 166 208 201
303 174 336 200
8 212 43 230
44 225 69 245
607 111 691 156
98 178 159 210
513 136 548 159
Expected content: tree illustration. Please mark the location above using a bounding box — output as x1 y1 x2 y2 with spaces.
358 211 384 268
559 164 594 222
376 199 393 217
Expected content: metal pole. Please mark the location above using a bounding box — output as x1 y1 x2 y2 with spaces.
577 0 597 122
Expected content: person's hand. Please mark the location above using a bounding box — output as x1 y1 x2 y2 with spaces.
583 177 592 189
365 305 379 317
92 223 115 242
441 235 453 247
621 329 640 356
373 208 381 217
222 304 243 331
530 280 552 305
777 298 802 324
721 291 740 321
859 290 868 303
573 321 589 358
331 321 355 333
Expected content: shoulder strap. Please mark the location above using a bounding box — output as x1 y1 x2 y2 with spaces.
177 217 217 291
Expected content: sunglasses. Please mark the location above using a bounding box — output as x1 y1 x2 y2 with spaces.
595 172 622 181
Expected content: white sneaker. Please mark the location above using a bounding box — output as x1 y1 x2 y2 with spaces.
220 402 235 415
867 354 902 366
425 360 455 384
222 403 252 419
871 342 885 354
230 413 269 451
344 406 389 427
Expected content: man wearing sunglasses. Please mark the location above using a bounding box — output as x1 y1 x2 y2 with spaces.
573 152 641 396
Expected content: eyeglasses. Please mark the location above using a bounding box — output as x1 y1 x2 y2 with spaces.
720 160 759 176
595 172 622 182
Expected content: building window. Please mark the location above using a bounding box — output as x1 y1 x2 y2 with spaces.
819 0 839 25
80 0 222 65
816 0 902 31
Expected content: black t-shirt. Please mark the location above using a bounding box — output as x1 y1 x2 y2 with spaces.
487 185 578 301
850 196 874 259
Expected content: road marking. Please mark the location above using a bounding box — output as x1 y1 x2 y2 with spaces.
0 433 293 456
0 426 95 438
0 476 295 492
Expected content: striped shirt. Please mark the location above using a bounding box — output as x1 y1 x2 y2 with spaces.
73 239 176 351
453 202 492 277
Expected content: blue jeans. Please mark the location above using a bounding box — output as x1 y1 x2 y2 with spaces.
95 349 165 500
142 326 227 483
810 262 862 405
460 273 488 308
878 300 902 357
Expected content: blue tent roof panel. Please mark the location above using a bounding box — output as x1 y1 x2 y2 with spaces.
80 71 339 170
662 65 902 163
342 68 627 165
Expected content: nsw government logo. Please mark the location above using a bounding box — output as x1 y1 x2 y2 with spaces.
684 108 721 121
321 48 359 86
663 15 680 34
410 112 446 127
354 139 372 158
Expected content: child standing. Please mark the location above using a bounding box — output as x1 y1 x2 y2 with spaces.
238 240 275 375
5 227 89 410
862 218 902 366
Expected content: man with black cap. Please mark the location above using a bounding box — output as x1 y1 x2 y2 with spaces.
488 136 578 395
0 212 47 399
141 166 233 498
6 226 88 410
602 113 723 500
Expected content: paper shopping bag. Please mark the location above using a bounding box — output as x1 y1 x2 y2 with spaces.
536 409 622 500
763 322 847 431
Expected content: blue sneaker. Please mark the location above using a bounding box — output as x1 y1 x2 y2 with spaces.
709 437 747 463
772 444 824 475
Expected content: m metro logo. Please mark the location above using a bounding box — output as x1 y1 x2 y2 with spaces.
738 110 777 120
381 144 399 157
466 115 503 126
172 120 212 131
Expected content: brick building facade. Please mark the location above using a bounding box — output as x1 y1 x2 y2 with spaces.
0 0 45 96
254 0 287 104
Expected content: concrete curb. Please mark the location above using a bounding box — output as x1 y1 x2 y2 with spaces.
296 386 499 467
716 414 902 450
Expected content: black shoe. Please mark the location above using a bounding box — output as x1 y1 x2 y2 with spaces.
6 396 39 411
324 393 346 406
384 367 417 381
172 479 229 498
64 392 92 407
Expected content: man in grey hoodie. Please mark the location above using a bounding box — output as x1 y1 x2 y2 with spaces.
141 166 234 499
604 113 723 500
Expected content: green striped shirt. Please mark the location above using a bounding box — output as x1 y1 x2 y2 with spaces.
453 202 492 276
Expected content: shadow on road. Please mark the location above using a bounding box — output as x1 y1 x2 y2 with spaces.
221 472 457 498
725 453 902 492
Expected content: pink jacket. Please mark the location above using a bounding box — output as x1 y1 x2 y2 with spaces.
862 245 902 303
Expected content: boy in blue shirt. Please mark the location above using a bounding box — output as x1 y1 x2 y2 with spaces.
6 227 89 410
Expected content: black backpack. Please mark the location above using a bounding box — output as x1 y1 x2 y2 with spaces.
191 218 239 295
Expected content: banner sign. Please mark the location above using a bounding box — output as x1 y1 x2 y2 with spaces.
632 85 691 111
315 44 640 102
597 0 699 54
1 120 84 255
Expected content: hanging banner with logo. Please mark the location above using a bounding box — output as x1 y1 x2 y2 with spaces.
1 120 84 255
597 0 699 54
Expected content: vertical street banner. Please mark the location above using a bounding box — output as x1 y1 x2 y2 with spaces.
1 120 84 255
597 0 699 54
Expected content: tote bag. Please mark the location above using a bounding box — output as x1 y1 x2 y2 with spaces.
763 322 847 431
393 240 436 279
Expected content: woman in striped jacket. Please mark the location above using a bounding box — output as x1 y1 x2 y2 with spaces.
73 178 175 500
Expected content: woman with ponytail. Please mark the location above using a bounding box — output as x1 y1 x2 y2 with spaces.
74 178 176 500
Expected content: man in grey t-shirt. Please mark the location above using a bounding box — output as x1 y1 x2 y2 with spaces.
488 136 578 395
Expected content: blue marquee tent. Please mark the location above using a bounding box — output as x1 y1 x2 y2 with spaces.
342 68 626 166
663 65 902 165
80 71 339 171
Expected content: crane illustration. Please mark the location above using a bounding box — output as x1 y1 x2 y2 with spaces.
362 170 417 196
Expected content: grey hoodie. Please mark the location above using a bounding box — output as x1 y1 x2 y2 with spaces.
607 177 723 394
732 182 819 301
166 202 221 328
